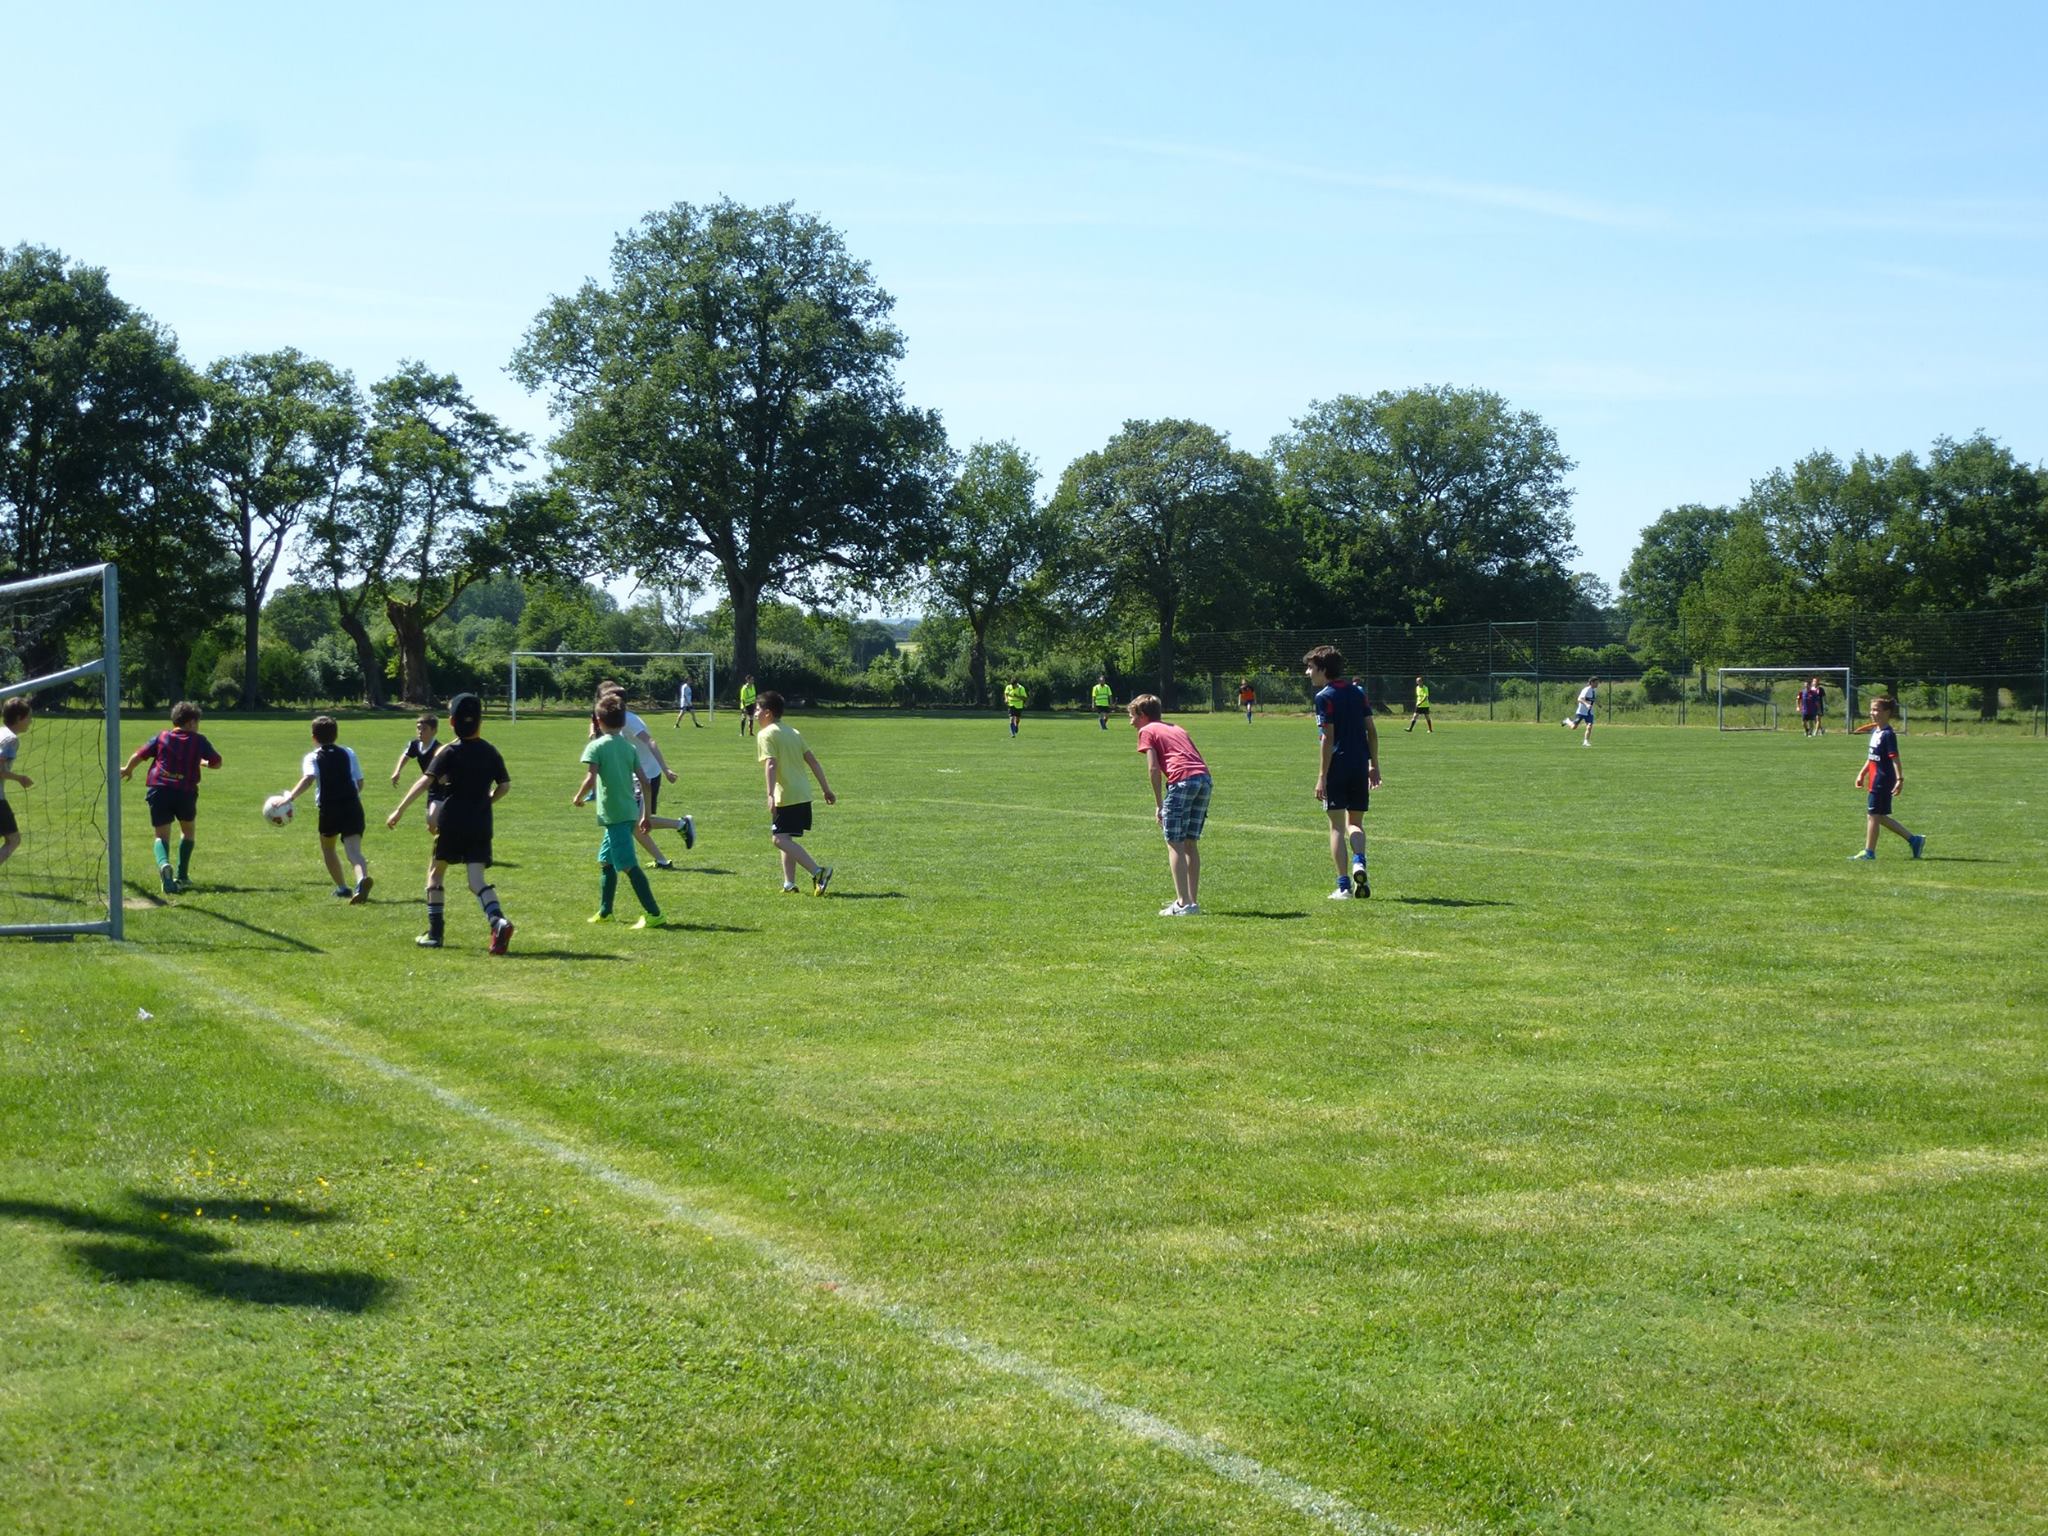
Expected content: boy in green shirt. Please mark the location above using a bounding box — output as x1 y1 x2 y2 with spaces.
1091 677 1113 730
756 690 836 894
738 676 758 737
572 697 665 928
1004 680 1026 737
1406 676 1433 734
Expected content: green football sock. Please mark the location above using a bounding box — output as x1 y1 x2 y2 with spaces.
625 867 659 916
153 837 169 871
598 864 618 915
177 837 194 879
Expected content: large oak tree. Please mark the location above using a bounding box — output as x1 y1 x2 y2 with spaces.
511 200 948 688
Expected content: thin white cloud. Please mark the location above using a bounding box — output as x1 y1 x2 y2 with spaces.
1102 137 1671 231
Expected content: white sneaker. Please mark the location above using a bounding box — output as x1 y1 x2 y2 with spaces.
1328 885 1352 900
1159 900 1186 916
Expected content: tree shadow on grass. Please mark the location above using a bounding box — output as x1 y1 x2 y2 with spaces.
1386 896 1512 909
1 1193 385 1314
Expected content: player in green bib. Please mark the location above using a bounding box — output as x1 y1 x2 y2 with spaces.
1091 678 1113 730
573 697 665 927
1004 681 1026 737
1406 676 1433 734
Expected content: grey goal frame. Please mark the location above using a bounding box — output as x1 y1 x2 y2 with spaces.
0 562 123 940
508 651 716 722
1715 666 1852 733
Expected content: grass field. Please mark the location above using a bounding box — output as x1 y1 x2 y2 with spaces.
3 708 2045 1535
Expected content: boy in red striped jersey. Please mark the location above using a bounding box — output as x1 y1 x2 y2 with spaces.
121 701 223 894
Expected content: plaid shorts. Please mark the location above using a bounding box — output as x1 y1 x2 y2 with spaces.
1161 773 1212 842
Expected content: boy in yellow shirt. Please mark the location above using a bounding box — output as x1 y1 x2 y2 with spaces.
756 690 837 894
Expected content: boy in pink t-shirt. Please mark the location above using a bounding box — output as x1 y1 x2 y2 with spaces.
1129 693 1212 916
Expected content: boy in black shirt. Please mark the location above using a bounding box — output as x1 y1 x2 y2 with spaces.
280 714 372 902
388 693 514 951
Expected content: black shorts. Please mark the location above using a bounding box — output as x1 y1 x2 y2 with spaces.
0 800 17 838
434 813 493 867
1413 705 1430 714
1867 784 1894 816
318 800 367 839
144 785 198 827
642 775 661 817
770 801 813 838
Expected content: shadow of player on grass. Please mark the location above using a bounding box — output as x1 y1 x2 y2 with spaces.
0 1191 386 1313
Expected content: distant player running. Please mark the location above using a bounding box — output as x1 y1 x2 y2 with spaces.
1004 680 1026 737
279 714 373 903
388 692 514 953
1238 679 1256 723
1562 677 1598 745
1848 694 1925 862
676 677 702 729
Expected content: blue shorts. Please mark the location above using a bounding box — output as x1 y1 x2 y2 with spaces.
1867 783 1894 816
144 785 198 827
1323 766 1371 814
1161 773 1212 842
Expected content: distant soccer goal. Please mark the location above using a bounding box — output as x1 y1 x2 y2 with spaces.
0 564 123 940
509 651 716 721
1716 667 1851 733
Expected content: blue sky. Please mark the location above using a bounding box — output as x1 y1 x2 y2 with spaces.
6 1 2044 595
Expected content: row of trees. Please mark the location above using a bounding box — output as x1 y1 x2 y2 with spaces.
4 208 1586 708
8 205 2044 712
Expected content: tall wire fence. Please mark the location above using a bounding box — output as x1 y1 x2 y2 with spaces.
1182 607 2048 734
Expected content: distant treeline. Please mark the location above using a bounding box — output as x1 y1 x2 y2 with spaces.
4 206 2043 712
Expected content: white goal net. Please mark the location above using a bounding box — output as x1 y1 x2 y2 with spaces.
1716 667 1851 733
0 564 123 940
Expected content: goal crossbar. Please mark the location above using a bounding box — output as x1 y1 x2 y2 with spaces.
509 650 716 721
1715 667 1851 732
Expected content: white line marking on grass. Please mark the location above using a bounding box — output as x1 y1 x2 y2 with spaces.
182 971 1425 1536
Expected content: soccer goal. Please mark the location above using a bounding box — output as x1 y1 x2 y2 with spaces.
508 651 716 722
0 563 123 940
1716 667 1851 733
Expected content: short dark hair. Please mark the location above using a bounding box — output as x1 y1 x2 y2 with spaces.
449 693 483 738
415 713 438 729
170 701 201 728
597 698 625 729
311 714 339 744
1303 645 1344 679
1 695 28 727
756 689 787 716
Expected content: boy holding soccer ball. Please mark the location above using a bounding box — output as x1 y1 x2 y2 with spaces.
1848 694 1925 862
279 715 373 903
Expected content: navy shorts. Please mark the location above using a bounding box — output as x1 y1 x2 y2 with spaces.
1323 768 1370 814
318 800 367 839
144 785 198 826
434 812 492 867
771 800 813 838
1867 783 1894 816
0 800 16 838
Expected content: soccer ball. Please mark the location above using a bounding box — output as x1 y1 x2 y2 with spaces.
262 794 294 826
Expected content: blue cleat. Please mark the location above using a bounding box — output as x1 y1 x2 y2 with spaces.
1848 849 1877 861
1908 834 1926 860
